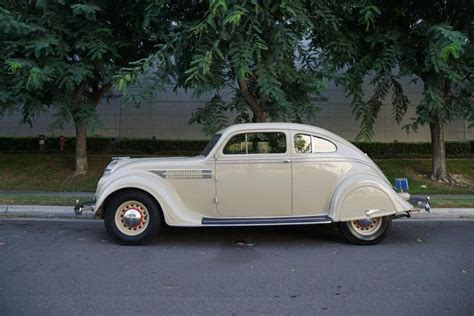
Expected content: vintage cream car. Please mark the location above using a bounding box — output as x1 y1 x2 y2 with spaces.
75 123 429 245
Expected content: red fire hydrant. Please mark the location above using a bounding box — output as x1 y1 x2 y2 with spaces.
39 135 46 152
59 135 66 152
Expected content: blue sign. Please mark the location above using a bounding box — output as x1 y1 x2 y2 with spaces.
395 178 409 191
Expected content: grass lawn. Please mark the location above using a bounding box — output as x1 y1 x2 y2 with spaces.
375 159 474 194
430 198 474 208
0 153 473 195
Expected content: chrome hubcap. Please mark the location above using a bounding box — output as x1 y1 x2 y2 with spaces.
350 217 382 236
123 209 143 227
114 201 149 236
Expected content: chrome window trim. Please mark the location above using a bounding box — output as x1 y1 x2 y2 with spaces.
292 132 338 154
220 130 289 157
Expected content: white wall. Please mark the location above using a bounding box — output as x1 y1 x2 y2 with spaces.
0 80 472 141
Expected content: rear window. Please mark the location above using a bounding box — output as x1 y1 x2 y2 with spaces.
294 134 336 153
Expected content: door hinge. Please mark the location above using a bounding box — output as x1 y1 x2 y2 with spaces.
213 197 219 204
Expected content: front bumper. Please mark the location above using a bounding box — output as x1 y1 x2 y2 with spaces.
74 197 96 215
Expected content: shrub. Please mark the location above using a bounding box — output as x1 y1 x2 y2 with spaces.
0 136 471 158
354 141 471 158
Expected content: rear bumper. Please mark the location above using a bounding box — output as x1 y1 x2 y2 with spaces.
409 196 431 213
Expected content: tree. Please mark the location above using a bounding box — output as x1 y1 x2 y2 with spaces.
313 0 473 182
117 0 339 134
0 1 157 175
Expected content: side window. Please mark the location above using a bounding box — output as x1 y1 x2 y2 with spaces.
247 132 286 154
223 132 286 155
294 134 312 153
312 136 336 153
294 133 337 153
223 134 246 154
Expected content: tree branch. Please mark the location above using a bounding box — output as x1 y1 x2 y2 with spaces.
90 82 113 105
238 79 259 114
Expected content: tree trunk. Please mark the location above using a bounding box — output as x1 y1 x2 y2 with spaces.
253 109 267 122
71 82 111 176
74 118 88 176
429 112 447 182
238 79 267 123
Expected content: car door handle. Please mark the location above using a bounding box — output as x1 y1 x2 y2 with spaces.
283 159 291 163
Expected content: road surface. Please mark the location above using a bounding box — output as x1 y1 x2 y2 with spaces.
0 219 472 315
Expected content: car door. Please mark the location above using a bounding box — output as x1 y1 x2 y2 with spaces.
215 131 292 217
291 132 350 216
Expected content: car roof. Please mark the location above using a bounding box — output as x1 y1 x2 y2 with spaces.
214 122 367 161
217 122 341 141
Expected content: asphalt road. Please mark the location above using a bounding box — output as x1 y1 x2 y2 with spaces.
0 219 473 315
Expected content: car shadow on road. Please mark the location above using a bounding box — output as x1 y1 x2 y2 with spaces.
148 223 346 247
87 221 419 247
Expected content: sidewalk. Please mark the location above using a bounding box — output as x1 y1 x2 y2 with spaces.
0 205 94 219
0 204 473 220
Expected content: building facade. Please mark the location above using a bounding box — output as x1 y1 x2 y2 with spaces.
0 79 471 141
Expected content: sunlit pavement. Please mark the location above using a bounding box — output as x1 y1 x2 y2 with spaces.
0 219 472 315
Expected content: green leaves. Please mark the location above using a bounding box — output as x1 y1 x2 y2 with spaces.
140 0 326 130
318 1 473 141
1 0 157 135
427 25 467 74
188 94 230 135
224 6 246 26
70 4 101 21
25 37 60 58
184 50 215 85
359 5 381 31
26 66 52 89
5 59 25 73
210 0 227 16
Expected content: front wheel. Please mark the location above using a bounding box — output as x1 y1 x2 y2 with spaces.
339 216 392 245
104 190 162 245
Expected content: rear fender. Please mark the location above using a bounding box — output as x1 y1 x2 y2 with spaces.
329 173 410 222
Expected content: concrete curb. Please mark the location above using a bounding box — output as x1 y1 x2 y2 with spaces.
0 205 473 220
0 205 94 219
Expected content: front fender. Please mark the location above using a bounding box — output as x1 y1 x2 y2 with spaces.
95 171 202 226
329 173 412 222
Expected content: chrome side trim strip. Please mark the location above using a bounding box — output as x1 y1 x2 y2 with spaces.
150 169 213 179
202 215 332 226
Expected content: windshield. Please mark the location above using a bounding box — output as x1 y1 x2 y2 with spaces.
200 134 221 156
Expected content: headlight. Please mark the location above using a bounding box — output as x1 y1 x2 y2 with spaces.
103 160 118 177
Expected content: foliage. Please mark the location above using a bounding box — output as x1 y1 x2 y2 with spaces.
0 0 158 174
0 0 156 122
354 141 471 159
0 136 209 154
0 136 471 158
313 0 474 141
117 0 336 134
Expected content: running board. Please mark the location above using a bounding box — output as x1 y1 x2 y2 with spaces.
201 215 332 226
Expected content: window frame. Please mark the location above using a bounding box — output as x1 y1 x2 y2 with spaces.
292 132 337 154
220 130 289 156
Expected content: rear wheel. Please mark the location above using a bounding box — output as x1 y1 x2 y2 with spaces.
339 216 392 245
104 190 162 245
